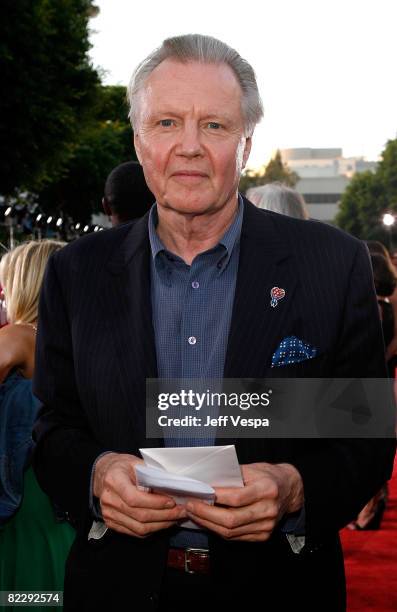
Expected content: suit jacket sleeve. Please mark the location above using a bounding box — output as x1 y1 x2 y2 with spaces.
292 240 396 538
32 252 105 531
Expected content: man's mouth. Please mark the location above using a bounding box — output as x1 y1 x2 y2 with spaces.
171 171 208 178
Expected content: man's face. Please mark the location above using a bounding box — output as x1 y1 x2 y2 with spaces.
133 59 252 216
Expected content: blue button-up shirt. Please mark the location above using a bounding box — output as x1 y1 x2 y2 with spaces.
149 197 243 546
149 199 242 385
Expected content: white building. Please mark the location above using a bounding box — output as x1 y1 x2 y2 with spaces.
281 148 377 223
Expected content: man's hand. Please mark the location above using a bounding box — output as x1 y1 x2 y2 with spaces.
185 462 304 542
93 452 187 538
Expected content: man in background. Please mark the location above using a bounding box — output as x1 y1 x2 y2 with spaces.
102 160 154 226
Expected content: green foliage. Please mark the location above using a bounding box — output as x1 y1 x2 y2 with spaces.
38 85 136 222
336 171 386 239
336 137 397 243
94 85 129 124
262 151 299 186
0 0 136 222
378 138 397 202
239 150 299 194
0 0 99 194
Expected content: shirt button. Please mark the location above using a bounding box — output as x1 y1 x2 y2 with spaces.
192 281 199 289
188 336 197 345
217 262 222 269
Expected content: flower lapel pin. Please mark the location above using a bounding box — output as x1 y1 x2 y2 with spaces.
270 286 286 308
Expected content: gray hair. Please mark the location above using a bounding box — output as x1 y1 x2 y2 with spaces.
127 34 263 136
246 183 309 220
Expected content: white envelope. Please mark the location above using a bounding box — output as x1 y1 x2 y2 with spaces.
135 464 216 503
139 445 243 529
139 445 243 488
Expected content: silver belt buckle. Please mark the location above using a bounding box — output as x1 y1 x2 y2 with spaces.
184 547 209 574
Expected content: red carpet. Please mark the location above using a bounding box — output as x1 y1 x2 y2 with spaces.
341 460 397 611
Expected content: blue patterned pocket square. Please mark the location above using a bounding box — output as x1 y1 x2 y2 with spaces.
271 336 318 368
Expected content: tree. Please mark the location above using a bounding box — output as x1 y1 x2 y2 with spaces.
262 150 299 186
336 137 397 242
239 150 299 194
0 0 99 194
94 85 130 124
336 171 386 240
377 138 397 204
38 85 136 222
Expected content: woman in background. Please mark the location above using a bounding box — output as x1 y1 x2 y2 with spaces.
0 241 74 608
370 252 396 351
366 241 397 375
246 182 309 220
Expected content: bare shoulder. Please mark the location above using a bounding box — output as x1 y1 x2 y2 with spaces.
0 323 32 344
0 325 32 382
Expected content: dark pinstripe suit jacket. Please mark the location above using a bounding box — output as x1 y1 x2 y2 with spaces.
33 198 395 611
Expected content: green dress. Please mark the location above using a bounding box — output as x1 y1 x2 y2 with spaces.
0 467 75 611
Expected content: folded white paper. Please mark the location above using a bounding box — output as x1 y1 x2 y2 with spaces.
139 444 243 486
139 445 243 529
135 464 216 504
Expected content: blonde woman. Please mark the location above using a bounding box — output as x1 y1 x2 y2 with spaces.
0 241 74 602
0 241 63 382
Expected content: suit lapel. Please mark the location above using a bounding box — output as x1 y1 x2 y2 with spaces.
224 200 299 378
102 216 158 446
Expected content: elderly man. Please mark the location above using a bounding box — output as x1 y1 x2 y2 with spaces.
33 34 395 611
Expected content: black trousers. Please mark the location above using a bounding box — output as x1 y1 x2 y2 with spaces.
158 567 244 612
158 562 346 612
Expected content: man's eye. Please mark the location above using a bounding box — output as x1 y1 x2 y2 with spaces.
207 122 221 129
160 119 173 127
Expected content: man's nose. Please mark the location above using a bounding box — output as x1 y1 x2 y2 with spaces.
176 123 203 157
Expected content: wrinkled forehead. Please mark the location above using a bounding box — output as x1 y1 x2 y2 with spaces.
136 59 244 120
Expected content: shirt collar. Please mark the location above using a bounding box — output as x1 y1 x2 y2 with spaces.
148 195 244 272
148 204 165 260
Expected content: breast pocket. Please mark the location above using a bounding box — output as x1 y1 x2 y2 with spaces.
269 353 328 378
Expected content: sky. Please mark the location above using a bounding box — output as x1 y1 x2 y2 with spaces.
88 0 397 169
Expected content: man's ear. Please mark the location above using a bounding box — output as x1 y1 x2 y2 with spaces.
134 131 142 164
102 197 111 217
242 136 252 170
